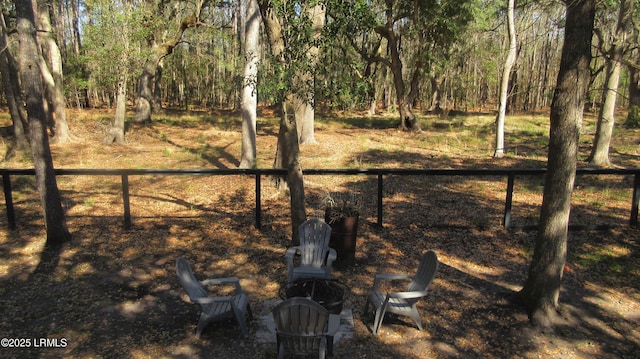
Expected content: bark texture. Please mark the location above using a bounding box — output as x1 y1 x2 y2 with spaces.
375 8 421 132
103 76 127 144
495 0 517 158
518 0 594 327
296 3 325 145
16 0 71 245
35 0 71 143
0 12 29 151
258 0 307 244
588 0 633 165
133 16 198 123
240 0 260 169
625 53 640 127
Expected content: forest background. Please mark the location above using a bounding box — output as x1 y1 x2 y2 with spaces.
0 0 639 358
2 0 638 139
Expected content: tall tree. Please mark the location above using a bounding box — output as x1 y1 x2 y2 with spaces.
16 0 71 245
240 0 260 168
494 0 517 158
133 8 199 123
624 15 640 128
295 2 325 145
84 0 144 144
0 10 29 151
35 0 73 143
628 55 640 127
336 0 475 132
257 0 308 245
518 0 595 327
588 0 634 165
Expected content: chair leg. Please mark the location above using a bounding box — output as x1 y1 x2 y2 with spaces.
196 314 208 338
276 341 284 359
363 298 370 316
237 317 249 338
409 306 423 331
372 305 386 336
287 268 294 287
246 303 254 320
319 337 327 359
233 308 250 339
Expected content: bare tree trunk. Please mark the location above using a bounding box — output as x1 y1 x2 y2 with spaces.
240 0 260 169
628 62 640 127
375 12 421 132
518 0 594 327
73 0 81 53
133 16 198 123
35 0 72 143
16 0 71 245
297 3 325 145
588 0 633 165
153 60 164 114
103 75 127 145
135 59 155 123
258 0 307 244
0 12 29 151
495 0 517 158
282 100 306 246
428 76 443 112
369 69 381 115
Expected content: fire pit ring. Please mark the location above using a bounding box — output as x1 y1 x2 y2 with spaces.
280 279 347 315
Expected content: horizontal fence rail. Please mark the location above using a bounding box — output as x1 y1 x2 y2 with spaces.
2 167 640 230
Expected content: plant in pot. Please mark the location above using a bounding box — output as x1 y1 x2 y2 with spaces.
323 192 361 268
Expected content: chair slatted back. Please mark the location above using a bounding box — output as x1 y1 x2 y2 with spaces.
176 257 208 301
272 297 329 354
407 250 439 303
298 219 332 268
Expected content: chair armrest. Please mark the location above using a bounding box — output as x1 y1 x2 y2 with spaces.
285 246 301 266
326 248 337 265
371 273 412 290
191 296 234 304
285 246 301 259
327 313 341 336
201 277 242 293
386 290 428 300
375 273 412 281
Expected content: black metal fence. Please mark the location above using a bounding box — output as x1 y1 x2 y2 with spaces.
2 167 640 230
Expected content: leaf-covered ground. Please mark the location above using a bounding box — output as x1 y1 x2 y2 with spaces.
0 108 638 358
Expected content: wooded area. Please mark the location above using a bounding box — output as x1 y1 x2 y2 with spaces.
0 1 638 128
0 0 639 346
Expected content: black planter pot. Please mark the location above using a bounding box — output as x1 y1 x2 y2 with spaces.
325 208 359 268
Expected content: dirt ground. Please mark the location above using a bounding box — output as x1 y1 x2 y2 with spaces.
0 108 639 358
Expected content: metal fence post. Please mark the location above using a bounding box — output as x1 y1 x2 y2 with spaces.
122 174 131 229
2 173 16 230
377 174 383 227
630 173 640 226
255 174 261 229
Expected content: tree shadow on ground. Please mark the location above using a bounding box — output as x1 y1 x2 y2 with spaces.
1 184 639 357
1 114 639 357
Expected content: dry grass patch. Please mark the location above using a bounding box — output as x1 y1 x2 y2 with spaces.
0 108 638 358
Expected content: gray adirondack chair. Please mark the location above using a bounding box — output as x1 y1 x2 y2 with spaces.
363 250 439 335
272 297 341 359
285 218 337 285
176 257 252 338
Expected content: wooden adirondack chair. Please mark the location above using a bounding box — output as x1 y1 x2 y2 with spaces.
272 297 341 359
285 218 337 285
363 250 439 335
176 257 252 338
